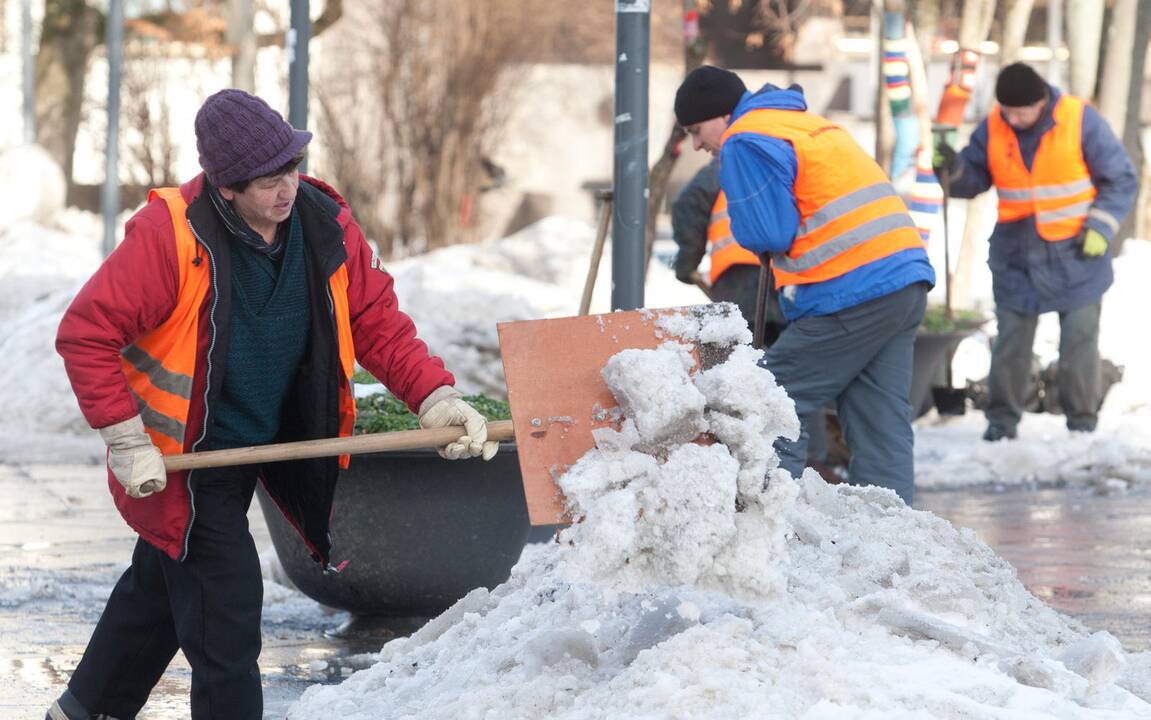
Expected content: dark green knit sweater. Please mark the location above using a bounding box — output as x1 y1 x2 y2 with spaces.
205 210 310 449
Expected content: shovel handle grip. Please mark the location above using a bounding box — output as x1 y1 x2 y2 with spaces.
163 420 516 472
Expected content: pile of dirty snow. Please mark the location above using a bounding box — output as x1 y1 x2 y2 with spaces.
289 304 1151 719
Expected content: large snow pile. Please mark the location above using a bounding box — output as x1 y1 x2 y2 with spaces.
289 304 1151 719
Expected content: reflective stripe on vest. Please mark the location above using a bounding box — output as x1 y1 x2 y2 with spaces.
138 188 358 462
987 95 1096 241
720 109 924 287
707 191 759 284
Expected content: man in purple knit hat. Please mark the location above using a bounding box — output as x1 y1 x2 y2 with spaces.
48 89 497 719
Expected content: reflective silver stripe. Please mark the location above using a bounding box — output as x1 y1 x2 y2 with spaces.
797 182 899 237
122 344 193 399
711 209 729 222
997 178 1094 202
776 213 917 273
1088 207 1120 234
997 187 1032 201
131 389 187 445
1037 200 1092 225
709 235 737 254
1033 177 1093 199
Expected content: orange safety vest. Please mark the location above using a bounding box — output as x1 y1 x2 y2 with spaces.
987 95 1095 241
706 191 760 284
125 188 358 462
721 109 924 287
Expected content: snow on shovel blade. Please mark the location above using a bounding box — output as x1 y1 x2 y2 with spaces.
497 308 705 527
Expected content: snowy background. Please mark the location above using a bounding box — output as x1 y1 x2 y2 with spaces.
2 140 1151 717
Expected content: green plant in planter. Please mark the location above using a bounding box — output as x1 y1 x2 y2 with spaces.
920 305 987 334
352 370 511 435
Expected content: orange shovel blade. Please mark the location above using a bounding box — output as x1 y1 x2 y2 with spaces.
497 308 703 526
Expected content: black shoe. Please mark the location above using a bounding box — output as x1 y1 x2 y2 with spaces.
1067 420 1097 433
982 424 1017 442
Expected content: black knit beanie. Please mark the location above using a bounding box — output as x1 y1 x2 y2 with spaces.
675 66 747 126
995 63 1047 107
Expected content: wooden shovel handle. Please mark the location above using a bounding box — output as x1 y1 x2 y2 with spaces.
163 420 516 472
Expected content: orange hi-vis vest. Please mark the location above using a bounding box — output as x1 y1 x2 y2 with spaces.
987 95 1095 241
706 190 760 284
721 109 924 287
126 188 358 462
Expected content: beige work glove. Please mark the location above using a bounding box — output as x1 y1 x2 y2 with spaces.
98 415 168 498
418 386 499 461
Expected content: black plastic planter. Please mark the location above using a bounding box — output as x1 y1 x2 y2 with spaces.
910 330 976 419
257 445 535 617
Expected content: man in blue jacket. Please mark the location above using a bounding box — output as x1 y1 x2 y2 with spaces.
675 66 936 505
935 63 1136 441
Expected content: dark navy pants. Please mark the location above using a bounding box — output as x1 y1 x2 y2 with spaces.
714 263 828 462
67 466 263 720
986 301 1102 433
762 282 928 505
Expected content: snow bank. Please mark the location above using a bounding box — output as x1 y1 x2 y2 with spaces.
0 210 701 461
386 216 707 397
289 305 1151 719
0 144 66 228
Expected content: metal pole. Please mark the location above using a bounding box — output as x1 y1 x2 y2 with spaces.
611 0 650 311
101 0 123 258
288 0 310 173
21 0 35 144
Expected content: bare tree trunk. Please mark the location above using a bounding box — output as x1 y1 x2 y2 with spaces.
1066 0 1106 98
227 0 257 91
999 0 1036 64
1116 0 1150 247
909 0 939 69
34 0 102 202
874 1 891 173
643 0 707 277
948 0 997 310
1096 0 1137 135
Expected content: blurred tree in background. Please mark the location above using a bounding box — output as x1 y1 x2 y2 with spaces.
313 0 527 256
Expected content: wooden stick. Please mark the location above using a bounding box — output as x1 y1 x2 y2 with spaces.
689 271 713 300
164 420 516 472
579 193 613 316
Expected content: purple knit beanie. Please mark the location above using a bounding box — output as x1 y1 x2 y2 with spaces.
194 89 312 188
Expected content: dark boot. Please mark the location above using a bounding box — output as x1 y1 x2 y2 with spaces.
982 423 1017 442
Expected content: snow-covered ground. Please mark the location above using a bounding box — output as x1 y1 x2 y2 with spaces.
288 306 1151 718
3 145 1151 717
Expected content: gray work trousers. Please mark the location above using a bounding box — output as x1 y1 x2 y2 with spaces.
986 302 1102 432
762 282 928 505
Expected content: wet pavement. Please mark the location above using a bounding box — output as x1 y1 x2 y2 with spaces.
916 482 1151 653
2 463 1149 719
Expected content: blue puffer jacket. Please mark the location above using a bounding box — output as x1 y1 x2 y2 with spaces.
717 85 935 320
947 85 1137 314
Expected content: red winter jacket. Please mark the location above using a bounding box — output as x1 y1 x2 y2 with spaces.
56 174 453 564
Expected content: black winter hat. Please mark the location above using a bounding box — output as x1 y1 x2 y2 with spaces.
995 62 1048 107
675 66 747 126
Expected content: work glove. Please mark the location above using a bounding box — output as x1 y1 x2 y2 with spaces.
932 140 957 179
1078 228 1108 258
98 415 167 498
418 386 499 461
